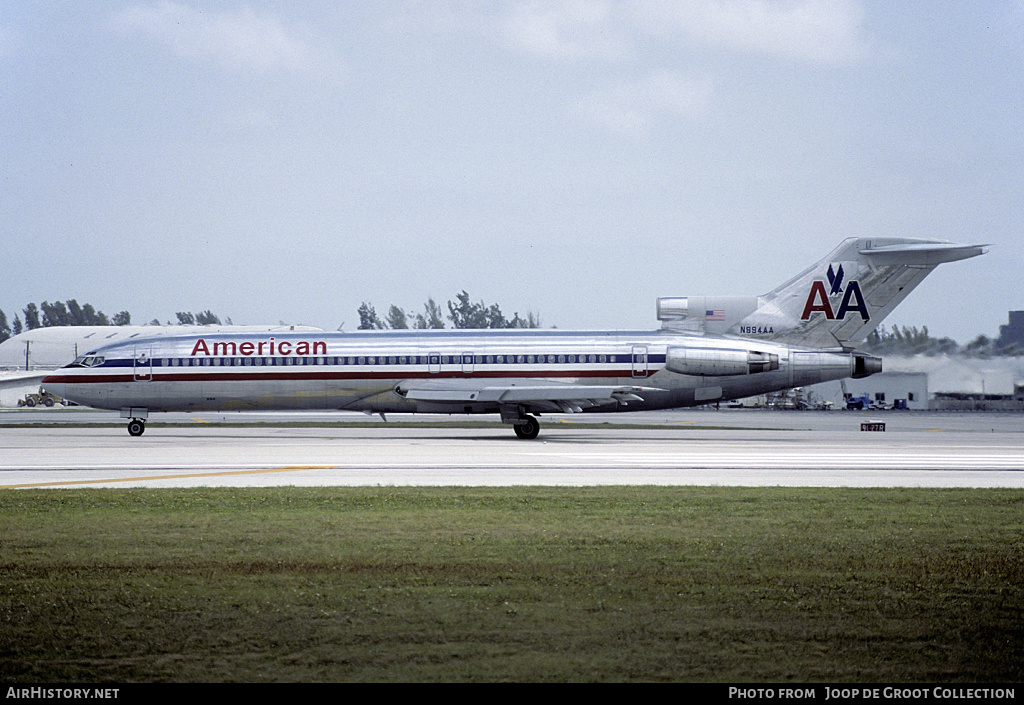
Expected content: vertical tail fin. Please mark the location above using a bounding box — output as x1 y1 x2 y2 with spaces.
658 238 988 348
744 238 987 347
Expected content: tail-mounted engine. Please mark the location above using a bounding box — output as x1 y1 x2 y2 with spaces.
852 353 883 379
666 346 779 376
657 296 760 329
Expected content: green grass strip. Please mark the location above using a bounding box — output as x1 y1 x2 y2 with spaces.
1 487 1021 682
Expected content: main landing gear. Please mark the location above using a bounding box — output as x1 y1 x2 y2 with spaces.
513 414 540 440
501 406 541 440
127 418 146 436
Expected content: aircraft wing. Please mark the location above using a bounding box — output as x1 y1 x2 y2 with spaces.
396 378 662 414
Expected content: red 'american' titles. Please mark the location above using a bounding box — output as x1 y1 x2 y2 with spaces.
190 338 327 357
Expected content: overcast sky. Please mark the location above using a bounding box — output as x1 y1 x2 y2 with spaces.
2 1 1019 342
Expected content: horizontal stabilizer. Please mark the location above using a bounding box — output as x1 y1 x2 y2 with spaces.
858 241 988 265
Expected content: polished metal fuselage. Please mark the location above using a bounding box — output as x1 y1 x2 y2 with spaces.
42 328 865 415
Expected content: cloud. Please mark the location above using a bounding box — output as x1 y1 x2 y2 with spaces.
109 2 344 79
500 0 628 60
0 24 20 61
633 0 871 65
577 71 715 137
492 0 870 65
482 1 870 135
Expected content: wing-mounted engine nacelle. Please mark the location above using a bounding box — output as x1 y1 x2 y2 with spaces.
666 346 780 376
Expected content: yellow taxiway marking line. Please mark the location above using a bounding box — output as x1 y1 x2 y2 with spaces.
1 465 335 489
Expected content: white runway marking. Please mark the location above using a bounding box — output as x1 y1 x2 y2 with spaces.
1 411 1022 488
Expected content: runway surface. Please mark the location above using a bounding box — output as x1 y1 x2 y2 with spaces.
1 408 1022 488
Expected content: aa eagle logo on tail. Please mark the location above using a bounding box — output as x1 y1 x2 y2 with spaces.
827 263 844 295
801 264 869 322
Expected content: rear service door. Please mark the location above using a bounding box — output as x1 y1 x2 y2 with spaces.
632 346 648 378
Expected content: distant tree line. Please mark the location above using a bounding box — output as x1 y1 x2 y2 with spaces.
358 291 541 330
0 301 229 344
4 297 1020 358
174 311 223 326
863 324 1022 358
0 300 129 343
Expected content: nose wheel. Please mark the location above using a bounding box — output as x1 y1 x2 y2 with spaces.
513 415 540 440
127 419 146 437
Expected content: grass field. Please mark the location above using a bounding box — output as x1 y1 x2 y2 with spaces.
1 487 1021 682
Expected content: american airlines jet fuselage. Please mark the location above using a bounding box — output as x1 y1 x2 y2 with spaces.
41 237 986 438
41 328 875 437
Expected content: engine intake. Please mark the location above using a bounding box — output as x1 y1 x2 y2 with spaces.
657 296 759 323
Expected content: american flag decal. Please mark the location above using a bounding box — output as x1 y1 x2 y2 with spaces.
705 310 725 321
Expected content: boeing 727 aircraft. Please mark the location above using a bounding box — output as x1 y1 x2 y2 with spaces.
42 238 986 438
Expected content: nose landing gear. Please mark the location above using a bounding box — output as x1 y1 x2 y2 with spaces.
121 408 149 437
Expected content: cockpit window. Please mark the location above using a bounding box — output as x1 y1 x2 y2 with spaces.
68 354 104 368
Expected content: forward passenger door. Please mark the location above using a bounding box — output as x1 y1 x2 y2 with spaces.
133 347 152 381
